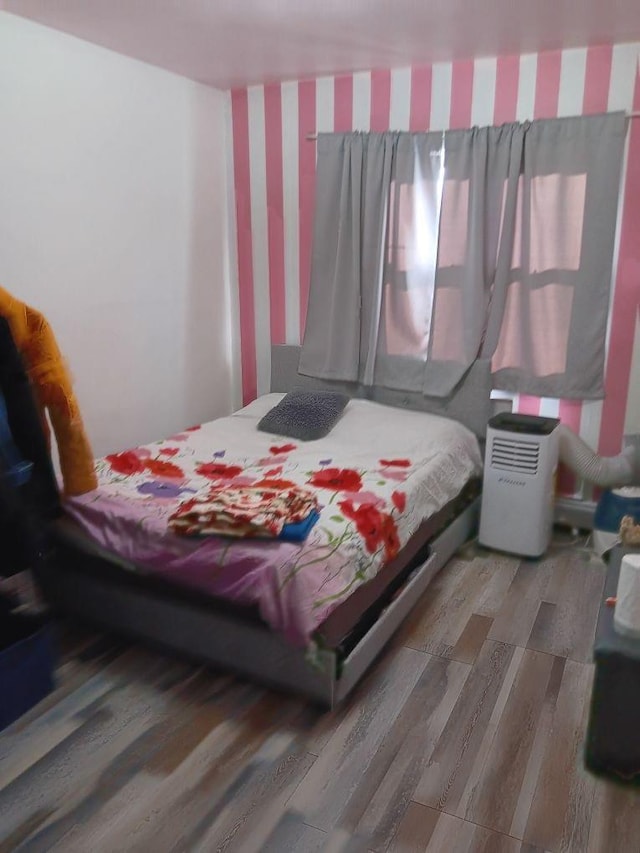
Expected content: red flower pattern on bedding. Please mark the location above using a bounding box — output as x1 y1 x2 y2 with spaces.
196 462 244 480
270 444 297 455
144 458 185 479
382 514 400 560
308 467 363 492
339 499 400 560
342 490 385 509
106 451 147 476
380 459 412 468
252 477 297 490
381 514 401 559
392 490 406 512
159 447 180 457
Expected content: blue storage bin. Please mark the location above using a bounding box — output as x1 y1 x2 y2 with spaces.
0 612 55 730
594 489 640 534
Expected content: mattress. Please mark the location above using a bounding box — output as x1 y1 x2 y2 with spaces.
64 395 483 645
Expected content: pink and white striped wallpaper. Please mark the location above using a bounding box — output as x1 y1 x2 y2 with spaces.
229 43 640 497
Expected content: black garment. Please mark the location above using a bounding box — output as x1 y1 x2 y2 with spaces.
0 316 60 520
0 461 46 574
0 317 60 575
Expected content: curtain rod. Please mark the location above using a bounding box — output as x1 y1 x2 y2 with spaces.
305 111 640 140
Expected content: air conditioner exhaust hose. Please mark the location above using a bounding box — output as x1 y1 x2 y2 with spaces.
558 423 638 488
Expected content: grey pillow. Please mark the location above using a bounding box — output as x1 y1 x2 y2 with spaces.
258 390 349 441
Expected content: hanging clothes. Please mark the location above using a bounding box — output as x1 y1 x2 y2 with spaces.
0 316 60 516
0 288 97 496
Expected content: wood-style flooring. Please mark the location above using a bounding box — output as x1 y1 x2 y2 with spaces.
1 534 639 852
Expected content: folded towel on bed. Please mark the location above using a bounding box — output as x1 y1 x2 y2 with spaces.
167 484 320 541
279 509 320 542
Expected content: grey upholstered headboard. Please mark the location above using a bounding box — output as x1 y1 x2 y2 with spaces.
270 345 493 438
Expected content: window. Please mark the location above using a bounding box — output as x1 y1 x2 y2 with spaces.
300 114 626 400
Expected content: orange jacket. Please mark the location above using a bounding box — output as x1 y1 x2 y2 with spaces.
0 287 97 496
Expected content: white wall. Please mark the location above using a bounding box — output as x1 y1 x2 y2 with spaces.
0 12 235 456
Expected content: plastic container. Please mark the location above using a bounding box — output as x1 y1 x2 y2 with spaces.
0 611 55 730
594 487 640 533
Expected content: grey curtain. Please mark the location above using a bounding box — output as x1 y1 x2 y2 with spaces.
300 113 626 400
298 133 395 384
490 112 626 399
417 124 525 396
299 132 450 390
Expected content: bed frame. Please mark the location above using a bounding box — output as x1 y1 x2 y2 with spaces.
37 346 493 707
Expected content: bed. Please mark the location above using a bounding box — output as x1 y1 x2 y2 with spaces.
36 345 492 706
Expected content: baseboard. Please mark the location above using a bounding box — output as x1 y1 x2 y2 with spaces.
554 496 597 530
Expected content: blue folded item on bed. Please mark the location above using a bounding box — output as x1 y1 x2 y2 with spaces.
279 509 320 542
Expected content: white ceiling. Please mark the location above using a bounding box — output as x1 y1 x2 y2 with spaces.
4 0 640 90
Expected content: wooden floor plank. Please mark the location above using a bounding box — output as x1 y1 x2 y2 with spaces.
0 651 189 847
388 802 440 852
523 660 596 852
487 558 558 649
261 812 327 853
527 601 558 651
56 680 266 852
290 646 428 832
450 614 494 664
587 777 640 853
471 552 522 618
398 556 477 655
402 807 527 853
323 826 381 852
413 639 517 814
186 744 317 852
526 555 605 663
1 539 632 853
509 656 566 840
490 550 605 664
77 690 307 853
346 655 471 851
402 555 518 659
460 649 557 834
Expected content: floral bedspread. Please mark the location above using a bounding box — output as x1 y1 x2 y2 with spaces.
64 395 482 646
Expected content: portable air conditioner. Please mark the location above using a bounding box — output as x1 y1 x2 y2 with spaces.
479 413 560 557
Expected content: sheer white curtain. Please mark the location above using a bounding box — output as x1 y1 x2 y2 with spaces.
370 133 446 391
